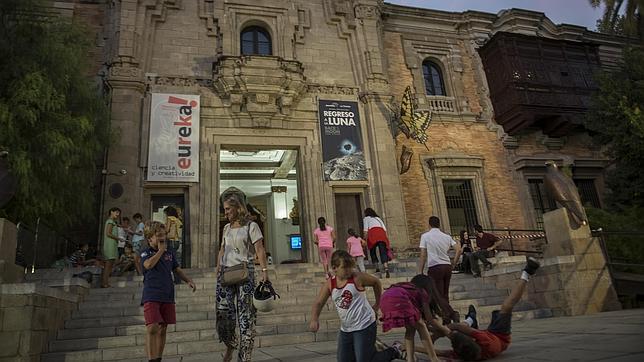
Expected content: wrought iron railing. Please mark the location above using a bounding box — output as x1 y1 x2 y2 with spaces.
484 228 547 256
592 229 644 275
16 218 74 271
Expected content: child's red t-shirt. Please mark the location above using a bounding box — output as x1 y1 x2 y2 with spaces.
470 330 511 360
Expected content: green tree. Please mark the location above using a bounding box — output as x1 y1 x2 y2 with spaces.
0 0 110 228
589 0 643 39
585 48 644 211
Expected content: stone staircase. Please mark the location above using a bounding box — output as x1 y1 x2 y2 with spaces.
39 258 552 361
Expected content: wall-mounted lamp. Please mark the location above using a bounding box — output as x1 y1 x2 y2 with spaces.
102 168 127 176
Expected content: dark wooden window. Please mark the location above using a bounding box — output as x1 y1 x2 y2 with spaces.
423 60 446 96
443 180 478 233
241 26 272 55
574 179 601 208
528 179 556 230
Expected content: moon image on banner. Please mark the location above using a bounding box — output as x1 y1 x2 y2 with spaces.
340 139 357 155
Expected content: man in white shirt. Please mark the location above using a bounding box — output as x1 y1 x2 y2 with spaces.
418 216 462 323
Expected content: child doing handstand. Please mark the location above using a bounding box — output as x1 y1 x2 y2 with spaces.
309 250 403 362
422 257 541 361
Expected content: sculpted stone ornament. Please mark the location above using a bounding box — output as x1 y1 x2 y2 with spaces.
543 161 588 229
399 145 413 175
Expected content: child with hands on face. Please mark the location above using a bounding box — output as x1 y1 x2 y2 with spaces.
140 221 196 362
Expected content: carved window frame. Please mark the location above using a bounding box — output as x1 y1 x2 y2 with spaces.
421 154 492 234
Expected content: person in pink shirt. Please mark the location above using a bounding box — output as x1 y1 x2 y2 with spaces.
313 216 336 278
346 228 367 272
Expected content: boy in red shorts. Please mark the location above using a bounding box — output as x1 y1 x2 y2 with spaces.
431 257 541 361
140 221 196 362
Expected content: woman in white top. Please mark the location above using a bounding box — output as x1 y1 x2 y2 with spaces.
216 191 269 362
363 208 392 278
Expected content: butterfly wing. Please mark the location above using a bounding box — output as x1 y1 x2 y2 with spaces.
409 110 431 144
398 86 415 138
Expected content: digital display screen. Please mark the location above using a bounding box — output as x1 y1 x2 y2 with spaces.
290 235 302 249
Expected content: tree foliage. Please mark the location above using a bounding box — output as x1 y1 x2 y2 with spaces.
589 0 643 40
585 48 644 210
0 0 110 228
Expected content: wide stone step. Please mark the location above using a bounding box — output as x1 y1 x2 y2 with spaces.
43 329 336 361
81 274 500 300
72 292 509 324
78 280 505 309
45 306 552 360
51 319 344 352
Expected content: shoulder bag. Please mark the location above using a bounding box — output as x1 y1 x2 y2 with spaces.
220 222 253 286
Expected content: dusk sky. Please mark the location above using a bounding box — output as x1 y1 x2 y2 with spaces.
388 0 604 31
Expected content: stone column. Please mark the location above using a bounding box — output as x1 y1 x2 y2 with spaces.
102 66 146 228
540 208 621 315
353 1 410 246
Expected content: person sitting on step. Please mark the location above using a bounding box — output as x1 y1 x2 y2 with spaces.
469 225 500 277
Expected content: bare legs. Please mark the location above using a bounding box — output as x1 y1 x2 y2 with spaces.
101 260 113 288
145 323 167 360
134 254 143 275
404 320 439 362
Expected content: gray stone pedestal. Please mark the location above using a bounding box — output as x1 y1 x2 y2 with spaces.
0 218 24 283
539 208 621 315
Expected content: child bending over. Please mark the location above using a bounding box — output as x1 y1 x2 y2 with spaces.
309 250 403 362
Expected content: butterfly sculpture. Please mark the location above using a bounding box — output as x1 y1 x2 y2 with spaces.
399 86 432 150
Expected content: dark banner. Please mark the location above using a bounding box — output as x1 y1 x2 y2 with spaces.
318 100 367 181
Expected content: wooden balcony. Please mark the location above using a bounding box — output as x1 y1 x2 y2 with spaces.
478 32 600 137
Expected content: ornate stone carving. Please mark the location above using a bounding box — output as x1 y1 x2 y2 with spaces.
152 76 213 88
538 134 565 150
198 0 218 37
212 56 307 125
307 84 359 95
109 66 142 79
295 7 311 45
354 4 380 19
107 65 145 91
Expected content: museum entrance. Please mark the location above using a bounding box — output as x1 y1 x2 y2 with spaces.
219 148 303 265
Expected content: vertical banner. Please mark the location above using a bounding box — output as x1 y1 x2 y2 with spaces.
147 93 200 182
318 100 367 181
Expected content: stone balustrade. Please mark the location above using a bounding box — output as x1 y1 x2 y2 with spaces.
426 96 456 113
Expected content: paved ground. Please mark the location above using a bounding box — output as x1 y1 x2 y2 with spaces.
189 308 644 362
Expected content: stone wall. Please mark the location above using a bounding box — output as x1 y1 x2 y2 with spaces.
383 31 527 242
0 284 82 362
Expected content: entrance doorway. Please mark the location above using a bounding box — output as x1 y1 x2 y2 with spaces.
150 194 189 267
334 194 363 251
219 149 302 265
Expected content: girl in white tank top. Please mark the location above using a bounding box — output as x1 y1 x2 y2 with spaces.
309 250 403 362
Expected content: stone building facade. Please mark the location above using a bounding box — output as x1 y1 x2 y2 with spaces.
57 0 624 268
